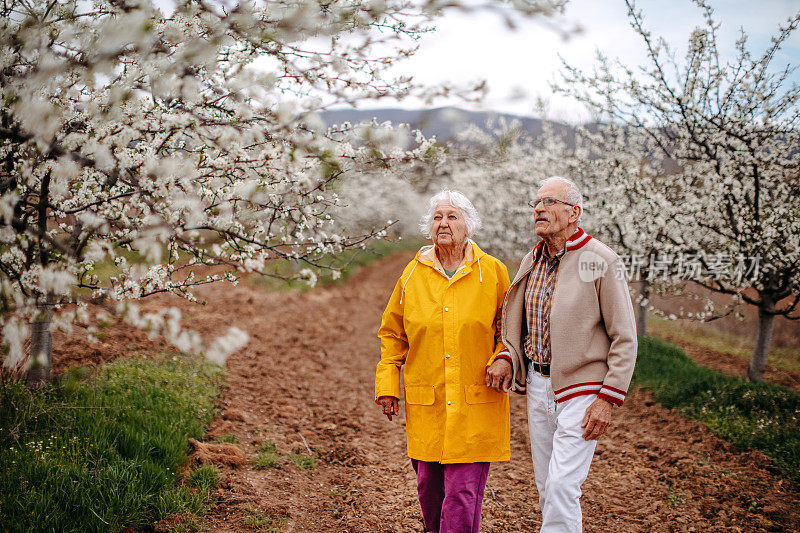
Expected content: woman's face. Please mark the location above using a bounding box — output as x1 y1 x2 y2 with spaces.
431 201 468 248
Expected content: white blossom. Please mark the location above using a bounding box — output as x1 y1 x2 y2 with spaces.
2 317 29 369
204 327 250 366
0 0 563 370
553 0 800 380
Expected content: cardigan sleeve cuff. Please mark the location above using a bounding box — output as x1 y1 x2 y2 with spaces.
598 384 626 406
494 352 512 365
486 350 511 367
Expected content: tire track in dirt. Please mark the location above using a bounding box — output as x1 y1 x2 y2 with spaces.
55 251 800 531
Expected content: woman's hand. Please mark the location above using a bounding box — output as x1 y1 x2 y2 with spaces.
378 396 400 421
485 359 512 392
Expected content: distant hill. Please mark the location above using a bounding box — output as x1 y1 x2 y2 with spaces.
319 106 577 143
319 108 726 175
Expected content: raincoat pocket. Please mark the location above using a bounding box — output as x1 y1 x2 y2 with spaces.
465 384 503 404
405 385 435 405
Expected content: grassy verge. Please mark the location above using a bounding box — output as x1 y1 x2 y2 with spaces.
246 237 423 292
647 314 800 374
634 336 800 484
0 351 224 532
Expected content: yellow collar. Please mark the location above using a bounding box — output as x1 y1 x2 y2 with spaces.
419 241 475 276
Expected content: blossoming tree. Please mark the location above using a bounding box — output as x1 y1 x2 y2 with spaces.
555 0 800 381
0 0 566 384
573 121 695 336
441 118 579 261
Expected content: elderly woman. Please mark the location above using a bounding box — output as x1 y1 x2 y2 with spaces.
375 190 513 533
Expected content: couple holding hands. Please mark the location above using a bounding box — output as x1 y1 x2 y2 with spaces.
375 178 638 533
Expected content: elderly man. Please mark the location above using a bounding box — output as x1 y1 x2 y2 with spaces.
485 176 637 532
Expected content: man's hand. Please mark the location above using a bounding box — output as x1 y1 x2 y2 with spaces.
581 397 614 440
377 396 400 421
484 359 512 392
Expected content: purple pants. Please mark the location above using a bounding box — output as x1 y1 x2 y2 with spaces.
411 459 490 533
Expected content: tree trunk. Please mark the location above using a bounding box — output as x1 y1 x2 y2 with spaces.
747 295 775 382
636 279 649 337
26 293 54 388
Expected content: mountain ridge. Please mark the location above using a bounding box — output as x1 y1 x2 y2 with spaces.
319 106 576 142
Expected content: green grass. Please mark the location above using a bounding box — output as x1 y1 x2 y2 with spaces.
163 514 208 533
647 314 800 373
241 507 287 531
287 451 318 470
253 440 283 470
0 351 224 532
252 440 319 471
634 336 800 484
245 238 423 292
327 487 348 498
186 464 220 493
214 433 239 444
319 238 423 285
666 485 686 507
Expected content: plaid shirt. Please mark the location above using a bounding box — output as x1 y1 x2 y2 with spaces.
524 242 565 364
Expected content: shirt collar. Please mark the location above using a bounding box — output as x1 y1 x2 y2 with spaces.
536 241 566 263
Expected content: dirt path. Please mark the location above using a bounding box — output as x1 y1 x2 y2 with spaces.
54 251 800 531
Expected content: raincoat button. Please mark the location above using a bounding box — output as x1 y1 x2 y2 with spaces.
447 400 452 405
445 354 450 359
444 307 449 311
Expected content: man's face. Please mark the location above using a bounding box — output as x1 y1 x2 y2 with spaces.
431 201 468 248
532 181 579 238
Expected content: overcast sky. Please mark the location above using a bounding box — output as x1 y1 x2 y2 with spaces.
351 0 800 122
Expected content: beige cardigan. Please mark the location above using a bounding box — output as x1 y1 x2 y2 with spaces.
500 229 638 406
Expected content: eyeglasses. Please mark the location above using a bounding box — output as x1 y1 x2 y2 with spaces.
528 197 576 209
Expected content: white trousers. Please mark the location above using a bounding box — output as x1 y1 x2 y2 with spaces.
526 370 598 533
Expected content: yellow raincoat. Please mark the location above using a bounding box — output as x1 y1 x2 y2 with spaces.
375 241 511 463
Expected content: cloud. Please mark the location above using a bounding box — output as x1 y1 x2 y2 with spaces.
373 0 800 119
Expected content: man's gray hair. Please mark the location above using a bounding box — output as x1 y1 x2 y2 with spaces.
540 176 583 223
420 189 482 238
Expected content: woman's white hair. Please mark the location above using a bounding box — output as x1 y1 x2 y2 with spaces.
539 176 583 223
419 189 482 238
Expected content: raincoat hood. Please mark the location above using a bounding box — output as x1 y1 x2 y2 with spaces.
400 240 486 304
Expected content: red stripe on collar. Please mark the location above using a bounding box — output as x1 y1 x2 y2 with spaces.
533 228 592 255
565 228 592 251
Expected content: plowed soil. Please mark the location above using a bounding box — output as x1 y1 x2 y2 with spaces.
52 251 800 532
